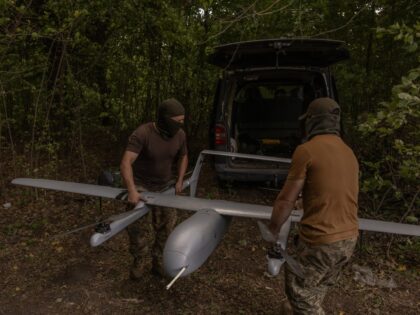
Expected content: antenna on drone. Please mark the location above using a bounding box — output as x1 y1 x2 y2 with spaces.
166 266 187 290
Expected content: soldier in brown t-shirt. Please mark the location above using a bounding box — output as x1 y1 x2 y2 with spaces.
267 98 359 315
120 98 188 279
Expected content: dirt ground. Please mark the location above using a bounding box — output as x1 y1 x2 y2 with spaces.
1 160 419 315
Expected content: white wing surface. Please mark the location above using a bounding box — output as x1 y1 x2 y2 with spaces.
12 178 420 237
359 218 420 237
142 192 420 236
12 178 127 199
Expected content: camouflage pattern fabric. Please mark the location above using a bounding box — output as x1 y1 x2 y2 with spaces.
127 205 177 278
285 237 357 315
126 185 177 279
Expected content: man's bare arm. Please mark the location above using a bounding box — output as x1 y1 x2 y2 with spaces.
120 150 142 204
269 179 305 235
175 154 188 194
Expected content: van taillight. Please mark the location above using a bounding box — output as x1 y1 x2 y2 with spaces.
215 124 227 145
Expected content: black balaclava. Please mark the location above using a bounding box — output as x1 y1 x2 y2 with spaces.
299 97 341 141
156 98 185 139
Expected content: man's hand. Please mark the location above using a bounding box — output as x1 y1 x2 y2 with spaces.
295 197 303 210
127 190 144 205
175 180 183 195
257 221 277 243
121 150 142 205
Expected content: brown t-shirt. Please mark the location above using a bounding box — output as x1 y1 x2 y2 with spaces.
126 122 187 189
287 134 359 244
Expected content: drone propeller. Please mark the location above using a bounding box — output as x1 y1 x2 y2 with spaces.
257 221 305 278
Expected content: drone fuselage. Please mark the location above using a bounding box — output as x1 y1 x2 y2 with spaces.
163 209 231 277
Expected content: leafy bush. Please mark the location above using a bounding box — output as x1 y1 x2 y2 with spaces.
358 22 419 222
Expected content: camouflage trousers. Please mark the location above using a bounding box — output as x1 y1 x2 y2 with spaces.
285 237 357 315
126 184 177 278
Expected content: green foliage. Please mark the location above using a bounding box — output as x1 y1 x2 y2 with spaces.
358 22 419 218
377 22 420 53
0 1 419 219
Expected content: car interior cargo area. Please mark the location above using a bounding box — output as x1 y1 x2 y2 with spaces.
228 70 327 168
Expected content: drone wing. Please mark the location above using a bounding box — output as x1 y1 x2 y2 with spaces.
358 218 420 236
142 192 420 237
12 178 420 237
12 178 128 199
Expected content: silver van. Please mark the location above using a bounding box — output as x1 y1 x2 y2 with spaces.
208 38 349 184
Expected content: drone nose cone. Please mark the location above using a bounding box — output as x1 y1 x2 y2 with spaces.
163 250 188 277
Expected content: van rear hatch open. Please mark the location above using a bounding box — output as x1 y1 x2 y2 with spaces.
208 38 349 69
209 38 349 183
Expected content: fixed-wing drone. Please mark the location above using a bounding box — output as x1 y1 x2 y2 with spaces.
12 150 420 289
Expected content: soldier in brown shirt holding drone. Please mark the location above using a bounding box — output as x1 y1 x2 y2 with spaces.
120 98 188 279
268 97 359 314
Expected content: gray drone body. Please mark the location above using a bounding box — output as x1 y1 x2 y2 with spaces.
163 209 231 277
